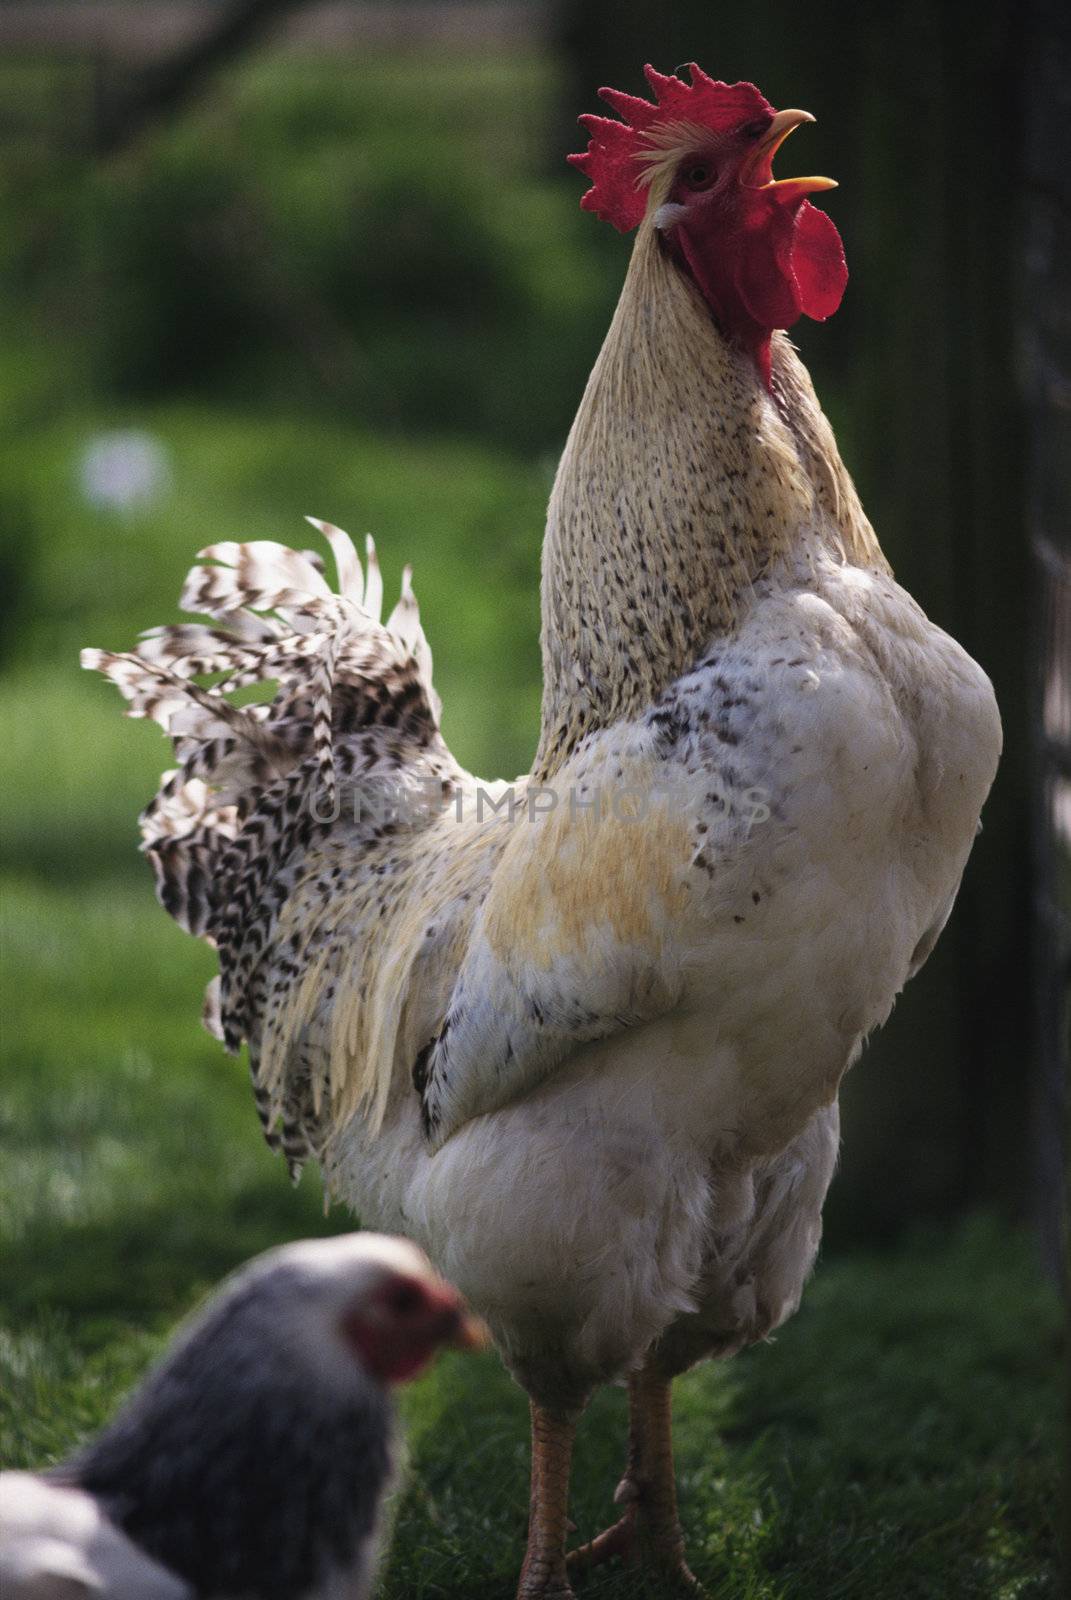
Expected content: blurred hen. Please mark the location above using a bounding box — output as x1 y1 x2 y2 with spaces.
0 1234 481 1600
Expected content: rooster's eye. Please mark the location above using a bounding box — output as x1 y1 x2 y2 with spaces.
683 163 714 189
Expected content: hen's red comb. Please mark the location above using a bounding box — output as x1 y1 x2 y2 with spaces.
568 63 776 233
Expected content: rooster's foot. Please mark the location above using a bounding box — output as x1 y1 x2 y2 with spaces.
567 1499 702 1593
516 1576 576 1600
566 1508 636 1570
566 1364 704 1594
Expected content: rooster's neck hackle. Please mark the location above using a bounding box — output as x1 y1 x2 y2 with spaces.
534 221 885 780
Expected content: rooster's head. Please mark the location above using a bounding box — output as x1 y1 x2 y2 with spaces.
570 63 847 389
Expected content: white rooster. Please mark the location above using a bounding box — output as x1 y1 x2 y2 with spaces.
84 64 1001 1598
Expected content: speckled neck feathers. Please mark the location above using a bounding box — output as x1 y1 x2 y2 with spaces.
535 221 885 780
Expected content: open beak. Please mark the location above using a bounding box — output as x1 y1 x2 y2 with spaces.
740 108 837 198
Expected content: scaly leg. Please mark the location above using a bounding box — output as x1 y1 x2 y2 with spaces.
565 1372 645 1574
568 1359 701 1592
517 1403 577 1600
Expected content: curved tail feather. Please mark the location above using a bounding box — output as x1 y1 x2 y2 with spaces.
83 520 454 1164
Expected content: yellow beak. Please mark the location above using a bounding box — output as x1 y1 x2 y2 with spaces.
740 108 837 195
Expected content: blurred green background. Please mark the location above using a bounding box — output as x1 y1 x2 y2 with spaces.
0 2 1063 1594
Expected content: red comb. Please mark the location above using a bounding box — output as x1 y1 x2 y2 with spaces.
568 64 776 233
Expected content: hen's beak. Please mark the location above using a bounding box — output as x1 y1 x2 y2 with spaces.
740 108 837 197
426 1282 489 1350
451 1310 490 1350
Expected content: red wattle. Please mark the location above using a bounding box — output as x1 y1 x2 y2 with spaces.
734 226 803 332
674 191 847 387
789 201 848 321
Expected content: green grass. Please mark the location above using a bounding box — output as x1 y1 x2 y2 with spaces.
1 867 1062 1596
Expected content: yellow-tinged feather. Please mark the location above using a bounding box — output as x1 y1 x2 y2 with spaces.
258 942 333 1102
634 121 713 186
259 811 508 1140
484 772 691 971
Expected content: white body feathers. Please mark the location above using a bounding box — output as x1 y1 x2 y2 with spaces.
0 1476 190 1600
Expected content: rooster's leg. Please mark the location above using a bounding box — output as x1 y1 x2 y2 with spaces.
626 1362 701 1589
565 1372 644 1575
567 1359 701 1592
517 1403 577 1600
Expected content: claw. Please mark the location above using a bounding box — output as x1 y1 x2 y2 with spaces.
613 1473 640 1505
566 1511 635 1572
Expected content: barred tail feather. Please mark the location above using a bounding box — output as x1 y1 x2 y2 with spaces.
83 518 449 1073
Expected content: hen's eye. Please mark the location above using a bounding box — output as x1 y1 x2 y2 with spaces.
683 163 714 188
